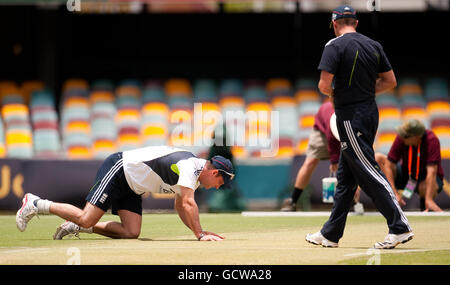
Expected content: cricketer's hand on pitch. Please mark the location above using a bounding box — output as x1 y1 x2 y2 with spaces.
200 231 224 241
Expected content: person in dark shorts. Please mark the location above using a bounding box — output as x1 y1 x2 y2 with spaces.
376 119 444 212
305 5 413 249
16 146 235 241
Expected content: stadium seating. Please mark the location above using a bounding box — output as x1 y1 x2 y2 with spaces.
141 101 169 147
90 90 117 159
0 77 448 161
60 82 92 159
0 115 5 158
219 86 246 159
2 102 33 158
296 94 321 155
115 81 142 152
30 90 61 158
269 78 296 158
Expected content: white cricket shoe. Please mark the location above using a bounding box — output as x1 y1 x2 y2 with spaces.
53 221 80 240
305 231 339 248
374 232 414 249
16 193 40 232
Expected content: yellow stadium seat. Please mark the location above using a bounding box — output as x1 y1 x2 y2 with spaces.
427 101 450 113
379 108 401 119
299 115 315 129
432 126 450 136
141 125 167 137
276 146 294 158
219 96 245 107
6 131 32 145
0 144 6 158
377 132 397 144
246 102 271 112
116 109 141 122
92 144 117 159
142 102 169 115
441 149 450 159
65 121 91 134
295 138 309 155
93 139 116 149
67 146 92 159
92 140 117 158
198 102 220 112
2 104 29 118
402 107 427 118
231 146 247 158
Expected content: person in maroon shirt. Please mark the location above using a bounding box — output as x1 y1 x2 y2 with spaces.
281 100 363 212
377 119 444 212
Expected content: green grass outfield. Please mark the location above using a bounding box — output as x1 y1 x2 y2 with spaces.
1 213 450 265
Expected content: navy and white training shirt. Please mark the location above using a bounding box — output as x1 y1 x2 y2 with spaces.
122 146 206 195
318 32 392 109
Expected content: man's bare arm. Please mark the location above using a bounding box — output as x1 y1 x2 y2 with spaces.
318 70 335 97
174 186 224 240
174 186 203 238
375 70 397 94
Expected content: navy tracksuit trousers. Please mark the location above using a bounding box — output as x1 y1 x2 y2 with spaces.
320 101 411 243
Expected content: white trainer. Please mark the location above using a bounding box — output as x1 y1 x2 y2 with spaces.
374 232 414 249
305 231 339 248
16 193 40 232
53 221 80 240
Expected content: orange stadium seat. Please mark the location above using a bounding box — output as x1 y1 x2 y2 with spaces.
63 78 89 92
165 79 192 97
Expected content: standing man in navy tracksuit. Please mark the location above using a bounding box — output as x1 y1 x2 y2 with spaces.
305 5 413 249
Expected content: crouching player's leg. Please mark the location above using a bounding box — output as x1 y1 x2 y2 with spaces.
16 193 102 237
17 152 142 240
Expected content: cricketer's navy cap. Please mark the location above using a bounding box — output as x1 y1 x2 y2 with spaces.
210 155 235 188
331 5 357 21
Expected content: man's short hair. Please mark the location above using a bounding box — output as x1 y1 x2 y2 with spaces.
335 17 357 26
397 119 426 139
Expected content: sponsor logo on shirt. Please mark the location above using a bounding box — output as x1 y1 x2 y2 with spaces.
159 185 175 194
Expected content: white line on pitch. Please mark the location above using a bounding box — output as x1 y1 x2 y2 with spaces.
343 248 450 257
